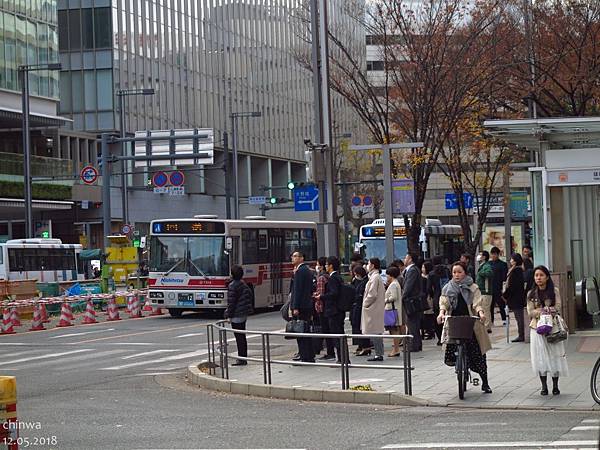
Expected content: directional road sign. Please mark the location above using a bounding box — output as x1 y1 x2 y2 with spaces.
248 196 267 205
294 185 319 212
445 192 473 209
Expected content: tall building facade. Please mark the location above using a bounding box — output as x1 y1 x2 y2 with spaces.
0 1 100 243
57 0 366 238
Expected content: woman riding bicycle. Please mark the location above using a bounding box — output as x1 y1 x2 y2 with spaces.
437 261 493 394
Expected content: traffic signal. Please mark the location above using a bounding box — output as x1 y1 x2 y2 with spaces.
269 197 289 204
287 181 295 190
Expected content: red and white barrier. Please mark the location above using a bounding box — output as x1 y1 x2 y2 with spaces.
106 296 121 321
142 297 153 312
128 294 142 318
56 302 75 327
9 307 21 328
1 308 15 335
82 298 97 324
29 304 46 331
39 301 50 323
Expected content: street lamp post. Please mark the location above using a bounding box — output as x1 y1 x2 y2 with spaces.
19 62 61 239
230 111 261 219
116 88 155 226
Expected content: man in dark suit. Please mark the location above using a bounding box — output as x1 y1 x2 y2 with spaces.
401 252 423 352
290 250 315 363
319 256 346 363
489 246 508 325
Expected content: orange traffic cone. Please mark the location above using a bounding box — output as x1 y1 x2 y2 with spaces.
10 307 21 327
82 299 97 324
39 302 50 323
56 302 74 327
1 308 15 334
106 296 121 321
129 295 142 318
29 304 46 331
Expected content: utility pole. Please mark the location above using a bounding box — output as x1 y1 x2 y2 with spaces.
503 168 512 260
310 0 337 257
223 131 231 219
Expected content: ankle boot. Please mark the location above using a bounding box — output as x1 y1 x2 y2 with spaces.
540 376 548 395
480 374 492 393
552 377 560 395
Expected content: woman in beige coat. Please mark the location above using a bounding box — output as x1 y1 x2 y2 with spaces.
361 257 386 361
437 261 493 394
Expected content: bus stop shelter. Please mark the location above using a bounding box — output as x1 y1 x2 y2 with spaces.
484 117 600 328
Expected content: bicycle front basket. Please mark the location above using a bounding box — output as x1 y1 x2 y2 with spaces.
446 316 477 340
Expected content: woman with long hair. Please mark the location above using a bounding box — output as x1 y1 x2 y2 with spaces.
527 265 569 395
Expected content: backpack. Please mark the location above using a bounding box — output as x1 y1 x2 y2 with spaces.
338 282 356 312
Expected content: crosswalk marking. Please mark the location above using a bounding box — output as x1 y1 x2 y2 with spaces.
175 333 205 338
100 349 209 370
571 426 600 431
50 329 115 339
120 349 179 360
12 350 130 371
381 441 598 449
0 349 92 366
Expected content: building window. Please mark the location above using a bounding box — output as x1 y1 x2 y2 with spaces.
367 60 384 71
82 8 94 50
68 9 81 50
94 8 111 48
58 10 68 51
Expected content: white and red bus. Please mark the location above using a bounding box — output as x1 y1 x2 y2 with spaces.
0 238 84 282
147 216 317 317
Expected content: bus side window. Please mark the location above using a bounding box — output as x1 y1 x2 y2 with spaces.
242 229 258 264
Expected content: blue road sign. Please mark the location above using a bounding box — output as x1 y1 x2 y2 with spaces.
294 185 319 212
445 192 473 209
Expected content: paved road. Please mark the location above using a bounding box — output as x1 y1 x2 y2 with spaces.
2 311 599 449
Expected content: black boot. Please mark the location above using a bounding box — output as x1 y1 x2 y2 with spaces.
540 375 548 395
480 373 492 394
552 377 560 395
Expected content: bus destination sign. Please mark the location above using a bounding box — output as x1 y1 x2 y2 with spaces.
152 221 226 234
362 226 407 237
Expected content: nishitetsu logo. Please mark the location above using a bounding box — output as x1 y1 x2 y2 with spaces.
157 275 189 285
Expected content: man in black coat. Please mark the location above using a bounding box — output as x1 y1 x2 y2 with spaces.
401 252 423 352
489 246 508 325
319 256 345 363
290 250 315 363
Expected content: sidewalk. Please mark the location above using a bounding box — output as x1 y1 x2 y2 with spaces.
217 316 600 410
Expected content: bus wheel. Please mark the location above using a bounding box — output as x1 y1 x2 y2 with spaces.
168 309 183 318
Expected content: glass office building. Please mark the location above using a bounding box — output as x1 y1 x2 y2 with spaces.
0 0 59 97
57 0 366 225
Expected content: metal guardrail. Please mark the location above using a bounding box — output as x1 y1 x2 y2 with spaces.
206 320 414 394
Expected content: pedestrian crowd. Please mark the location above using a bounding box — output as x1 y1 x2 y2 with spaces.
224 244 569 396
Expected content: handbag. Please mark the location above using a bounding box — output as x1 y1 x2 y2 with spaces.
547 314 568 343
384 308 399 327
284 318 309 339
536 312 553 335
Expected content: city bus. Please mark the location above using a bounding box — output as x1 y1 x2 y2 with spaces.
0 238 84 282
147 216 317 317
356 218 464 267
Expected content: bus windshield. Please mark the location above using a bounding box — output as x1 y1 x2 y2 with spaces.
149 236 229 276
361 238 408 268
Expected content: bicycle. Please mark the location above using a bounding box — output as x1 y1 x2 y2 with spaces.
591 354 600 405
446 315 479 400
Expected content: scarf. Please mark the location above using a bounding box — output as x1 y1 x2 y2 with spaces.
442 276 474 312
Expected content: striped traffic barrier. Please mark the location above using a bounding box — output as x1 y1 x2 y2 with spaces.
29 303 46 331
39 301 50 323
106 295 121 321
129 294 142 319
9 307 21 328
56 301 75 327
1 308 15 335
82 298 97 324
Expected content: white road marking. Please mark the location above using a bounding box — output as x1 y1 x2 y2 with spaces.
0 349 92 366
104 342 155 346
571 426 600 431
175 333 205 338
121 350 179 360
435 422 507 427
381 441 598 449
582 419 600 424
134 372 177 376
0 343 28 346
101 349 209 370
50 329 115 339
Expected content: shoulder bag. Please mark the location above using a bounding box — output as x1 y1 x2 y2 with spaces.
547 314 568 343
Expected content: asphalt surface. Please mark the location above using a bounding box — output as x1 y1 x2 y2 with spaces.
2 311 599 449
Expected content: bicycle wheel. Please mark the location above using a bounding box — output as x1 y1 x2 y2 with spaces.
590 356 600 405
457 344 465 400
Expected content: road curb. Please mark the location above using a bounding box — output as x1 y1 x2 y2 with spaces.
185 364 436 407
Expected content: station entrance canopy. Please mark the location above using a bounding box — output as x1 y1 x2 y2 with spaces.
483 117 600 286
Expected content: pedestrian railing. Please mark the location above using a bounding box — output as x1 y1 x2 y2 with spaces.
205 320 414 394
